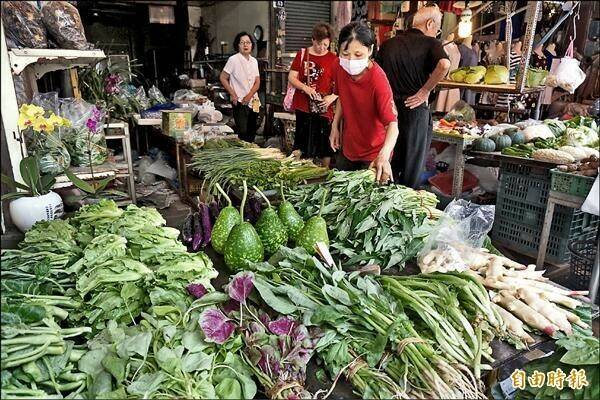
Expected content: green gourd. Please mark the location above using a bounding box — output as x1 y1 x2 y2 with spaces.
278 184 304 242
296 189 329 255
224 181 264 271
253 185 288 256
494 134 512 151
473 137 496 152
211 183 242 254
510 131 526 145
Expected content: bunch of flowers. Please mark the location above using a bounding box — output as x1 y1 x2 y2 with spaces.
104 73 123 95
18 104 70 134
195 272 320 400
18 104 72 175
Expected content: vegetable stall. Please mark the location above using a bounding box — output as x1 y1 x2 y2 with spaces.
3 167 598 399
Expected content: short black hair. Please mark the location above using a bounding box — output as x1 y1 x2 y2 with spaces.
233 31 255 51
338 22 375 51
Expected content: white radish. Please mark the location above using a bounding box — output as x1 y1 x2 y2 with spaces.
502 265 548 281
493 291 559 336
492 303 535 344
537 290 582 310
515 289 572 335
499 276 573 297
554 307 590 329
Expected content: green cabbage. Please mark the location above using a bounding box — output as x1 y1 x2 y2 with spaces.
449 67 469 82
526 67 548 87
484 65 509 84
558 126 600 148
464 66 486 84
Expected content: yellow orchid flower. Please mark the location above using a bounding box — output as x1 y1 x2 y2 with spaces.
47 113 64 127
18 113 34 130
19 104 44 118
31 116 53 133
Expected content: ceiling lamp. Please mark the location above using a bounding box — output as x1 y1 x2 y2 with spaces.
458 1 473 38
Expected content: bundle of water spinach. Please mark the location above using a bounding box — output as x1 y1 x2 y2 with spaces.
288 170 441 269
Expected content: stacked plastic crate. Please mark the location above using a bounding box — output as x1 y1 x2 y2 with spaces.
491 162 599 264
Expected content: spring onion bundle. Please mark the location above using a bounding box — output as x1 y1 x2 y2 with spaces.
189 147 329 195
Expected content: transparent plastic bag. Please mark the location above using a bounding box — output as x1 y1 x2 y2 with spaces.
32 92 59 114
443 100 476 122
36 134 71 175
135 87 151 111
40 1 90 50
173 89 201 102
1 1 47 48
148 85 167 105
418 199 495 273
59 99 108 166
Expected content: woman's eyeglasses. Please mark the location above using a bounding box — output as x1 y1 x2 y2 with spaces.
239 41 252 45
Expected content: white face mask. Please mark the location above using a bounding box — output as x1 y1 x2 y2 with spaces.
339 57 369 75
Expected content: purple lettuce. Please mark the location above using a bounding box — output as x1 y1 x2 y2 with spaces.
227 271 254 304
187 283 207 299
199 308 235 344
268 316 296 336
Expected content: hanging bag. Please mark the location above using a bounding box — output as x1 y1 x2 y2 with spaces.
283 48 306 111
547 40 586 94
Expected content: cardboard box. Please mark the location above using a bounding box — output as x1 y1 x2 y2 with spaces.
162 109 192 140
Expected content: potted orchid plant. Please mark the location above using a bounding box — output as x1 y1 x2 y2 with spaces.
1 104 71 231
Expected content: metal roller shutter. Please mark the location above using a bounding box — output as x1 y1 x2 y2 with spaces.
284 1 331 52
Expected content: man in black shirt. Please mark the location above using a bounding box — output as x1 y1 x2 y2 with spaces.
377 4 450 188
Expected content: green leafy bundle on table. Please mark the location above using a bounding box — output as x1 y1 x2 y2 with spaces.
288 170 442 270
189 146 330 196
241 246 503 399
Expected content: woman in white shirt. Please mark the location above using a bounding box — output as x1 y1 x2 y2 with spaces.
220 32 261 143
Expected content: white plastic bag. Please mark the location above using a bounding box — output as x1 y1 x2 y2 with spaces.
547 41 586 94
581 176 599 216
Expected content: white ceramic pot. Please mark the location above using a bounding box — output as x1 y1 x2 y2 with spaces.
9 191 64 232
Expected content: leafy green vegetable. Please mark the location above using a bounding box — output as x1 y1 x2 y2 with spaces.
288 170 441 270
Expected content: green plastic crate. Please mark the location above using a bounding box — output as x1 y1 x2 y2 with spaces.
550 169 595 198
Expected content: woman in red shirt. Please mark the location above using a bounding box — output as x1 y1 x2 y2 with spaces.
330 22 399 183
288 23 338 168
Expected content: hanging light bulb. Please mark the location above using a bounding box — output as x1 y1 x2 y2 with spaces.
458 7 473 38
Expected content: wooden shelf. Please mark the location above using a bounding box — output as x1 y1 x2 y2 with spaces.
8 48 106 78
438 80 546 94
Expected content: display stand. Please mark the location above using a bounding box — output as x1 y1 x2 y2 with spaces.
432 132 476 198
0 22 106 183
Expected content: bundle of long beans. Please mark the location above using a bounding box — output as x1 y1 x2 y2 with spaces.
189 147 329 195
246 247 500 399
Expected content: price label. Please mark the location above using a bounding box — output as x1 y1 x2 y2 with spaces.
273 1 285 8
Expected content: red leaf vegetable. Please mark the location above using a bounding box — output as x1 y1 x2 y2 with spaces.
199 308 235 344
268 316 296 336
187 282 207 299
227 271 254 305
